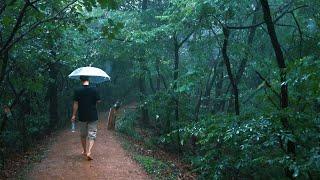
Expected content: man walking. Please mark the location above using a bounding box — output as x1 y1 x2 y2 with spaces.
71 76 101 160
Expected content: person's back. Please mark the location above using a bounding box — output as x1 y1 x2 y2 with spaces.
74 85 100 122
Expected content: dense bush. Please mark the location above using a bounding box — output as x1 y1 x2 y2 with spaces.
116 110 141 140
160 113 319 179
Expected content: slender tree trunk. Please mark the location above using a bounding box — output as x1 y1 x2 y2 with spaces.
0 89 25 133
48 62 59 129
156 58 161 91
0 51 8 86
173 35 179 122
172 34 183 153
148 72 156 93
223 5 259 110
139 77 149 125
139 0 150 126
260 0 291 133
0 51 9 132
235 4 259 82
203 56 219 108
213 61 224 113
222 27 240 115
195 87 203 121
260 0 295 178
0 114 8 133
138 59 150 126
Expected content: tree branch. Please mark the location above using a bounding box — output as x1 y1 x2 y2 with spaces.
0 0 78 54
178 30 194 48
226 5 308 30
1 2 30 53
291 12 303 57
85 36 133 43
254 70 280 99
7 74 17 96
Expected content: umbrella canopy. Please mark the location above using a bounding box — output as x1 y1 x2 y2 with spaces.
68 66 111 83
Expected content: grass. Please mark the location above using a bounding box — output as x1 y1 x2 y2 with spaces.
117 135 178 180
134 155 177 180
115 109 182 179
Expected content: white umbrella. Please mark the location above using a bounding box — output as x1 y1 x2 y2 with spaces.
68 66 111 83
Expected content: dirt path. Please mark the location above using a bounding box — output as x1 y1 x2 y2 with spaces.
24 112 149 180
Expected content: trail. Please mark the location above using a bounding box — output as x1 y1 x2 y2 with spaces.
24 112 149 180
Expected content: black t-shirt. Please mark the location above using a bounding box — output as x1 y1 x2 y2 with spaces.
73 85 100 122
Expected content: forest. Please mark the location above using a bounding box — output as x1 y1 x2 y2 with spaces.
0 0 319 179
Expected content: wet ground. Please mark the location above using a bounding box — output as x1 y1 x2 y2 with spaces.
24 112 149 180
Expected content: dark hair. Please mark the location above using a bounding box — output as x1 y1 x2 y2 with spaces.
80 76 89 81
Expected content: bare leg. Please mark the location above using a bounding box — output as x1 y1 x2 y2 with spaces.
81 137 86 155
86 139 95 160
86 121 97 160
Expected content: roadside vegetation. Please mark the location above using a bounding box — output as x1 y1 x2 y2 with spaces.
1 0 319 179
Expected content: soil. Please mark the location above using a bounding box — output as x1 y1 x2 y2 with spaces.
22 112 149 180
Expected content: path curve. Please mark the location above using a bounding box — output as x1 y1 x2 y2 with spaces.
25 112 149 180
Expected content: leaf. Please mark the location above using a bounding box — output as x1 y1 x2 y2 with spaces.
293 168 299 178
180 139 184 146
2 16 13 27
108 0 118 9
83 1 93 12
82 0 96 12
78 24 87 32
257 81 266 90
97 0 108 9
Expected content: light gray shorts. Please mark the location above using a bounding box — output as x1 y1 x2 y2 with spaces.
78 121 98 140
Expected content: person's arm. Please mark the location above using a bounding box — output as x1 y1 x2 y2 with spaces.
95 89 101 104
71 101 78 122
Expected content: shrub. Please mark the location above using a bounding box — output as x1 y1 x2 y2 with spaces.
115 110 141 140
162 113 320 179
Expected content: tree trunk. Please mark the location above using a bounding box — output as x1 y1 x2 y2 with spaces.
213 61 224 113
260 0 296 178
48 62 59 129
156 58 161 91
172 34 182 153
173 35 179 122
0 51 8 88
222 27 240 115
203 57 219 108
0 52 7 116
195 87 203 121
139 0 150 126
148 71 156 93
138 67 149 126
222 4 260 109
235 3 259 82
260 0 292 136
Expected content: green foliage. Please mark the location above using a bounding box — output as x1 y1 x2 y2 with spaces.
134 155 176 180
1 0 320 179
161 112 319 179
102 19 124 40
82 0 119 11
1 130 24 152
115 110 141 140
25 115 50 138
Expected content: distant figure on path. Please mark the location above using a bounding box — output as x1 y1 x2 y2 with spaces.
71 76 101 160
